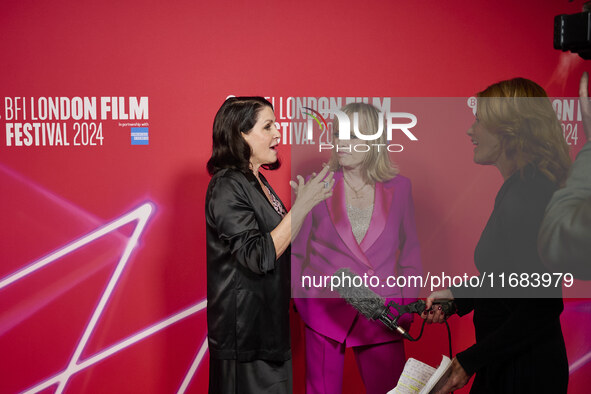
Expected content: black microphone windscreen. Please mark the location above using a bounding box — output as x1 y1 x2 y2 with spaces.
332 268 386 320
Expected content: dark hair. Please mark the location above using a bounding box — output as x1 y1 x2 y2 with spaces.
207 96 279 175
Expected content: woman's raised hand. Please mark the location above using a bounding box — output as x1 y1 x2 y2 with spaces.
579 71 591 140
290 165 335 213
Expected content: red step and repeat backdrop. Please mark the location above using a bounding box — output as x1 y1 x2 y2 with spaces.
1 1 590 393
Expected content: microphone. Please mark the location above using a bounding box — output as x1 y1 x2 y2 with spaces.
332 268 456 341
333 268 413 340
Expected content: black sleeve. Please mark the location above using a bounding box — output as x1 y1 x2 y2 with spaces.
452 294 475 316
207 174 277 274
456 298 563 375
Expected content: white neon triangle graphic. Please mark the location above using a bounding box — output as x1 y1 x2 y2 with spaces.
0 201 209 393
0 203 152 393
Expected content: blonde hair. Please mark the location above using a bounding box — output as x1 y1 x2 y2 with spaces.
328 102 399 183
477 78 571 185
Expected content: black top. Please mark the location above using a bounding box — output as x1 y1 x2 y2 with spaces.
205 168 291 362
454 167 568 393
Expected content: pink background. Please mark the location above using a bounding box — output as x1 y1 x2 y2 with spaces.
1 1 590 393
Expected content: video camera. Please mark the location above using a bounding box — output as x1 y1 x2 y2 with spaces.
555 5 591 59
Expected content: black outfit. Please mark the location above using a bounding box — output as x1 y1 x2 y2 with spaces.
205 169 291 393
208 359 293 394
454 167 569 393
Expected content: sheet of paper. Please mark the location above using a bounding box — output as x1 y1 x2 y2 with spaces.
424 355 451 393
388 358 436 394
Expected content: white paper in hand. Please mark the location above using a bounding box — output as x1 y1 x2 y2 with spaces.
388 355 451 394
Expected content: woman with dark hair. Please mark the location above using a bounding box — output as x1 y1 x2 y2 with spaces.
205 96 334 394
423 78 571 393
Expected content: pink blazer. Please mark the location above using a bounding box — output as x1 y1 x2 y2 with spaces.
292 172 422 346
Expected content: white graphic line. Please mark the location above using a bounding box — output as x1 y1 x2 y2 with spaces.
23 299 208 394
3 200 210 394
54 203 153 394
0 204 151 291
6 203 153 394
570 350 591 374
178 335 209 394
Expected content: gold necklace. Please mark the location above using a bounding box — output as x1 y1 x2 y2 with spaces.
343 174 369 199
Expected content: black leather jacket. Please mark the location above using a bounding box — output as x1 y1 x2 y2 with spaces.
205 169 291 362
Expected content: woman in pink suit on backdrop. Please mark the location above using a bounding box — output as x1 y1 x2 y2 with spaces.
293 103 422 394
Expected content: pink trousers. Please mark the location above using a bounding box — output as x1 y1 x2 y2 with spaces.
304 325 406 394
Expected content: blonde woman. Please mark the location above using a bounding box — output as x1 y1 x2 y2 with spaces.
293 103 422 394
424 78 571 393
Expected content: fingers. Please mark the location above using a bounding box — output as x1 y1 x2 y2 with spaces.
432 305 446 323
323 179 335 197
291 165 335 212
421 292 448 323
424 290 446 310
323 169 334 185
580 72 591 139
444 359 470 392
436 380 455 394
309 165 334 196
580 71 589 101
312 165 330 183
421 305 446 324
434 360 467 394
421 295 434 321
297 164 332 187
297 175 305 188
